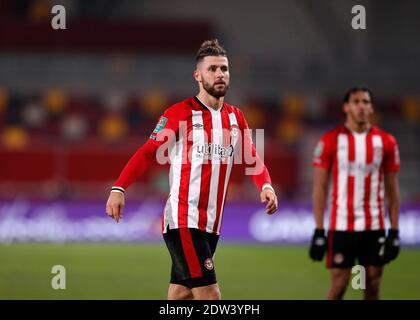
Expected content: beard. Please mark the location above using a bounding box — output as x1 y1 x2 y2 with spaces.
349 112 369 127
353 113 369 125
202 80 229 98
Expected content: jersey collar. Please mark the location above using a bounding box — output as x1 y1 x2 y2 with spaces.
344 123 373 135
194 96 224 113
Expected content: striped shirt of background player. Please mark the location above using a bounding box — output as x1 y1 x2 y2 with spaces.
312 125 400 232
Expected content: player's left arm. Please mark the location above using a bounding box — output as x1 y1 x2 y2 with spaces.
385 171 400 230
238 110 278 215
383 134 401 263
384 134 401 229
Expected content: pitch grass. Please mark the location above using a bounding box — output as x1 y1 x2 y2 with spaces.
0 243 419 300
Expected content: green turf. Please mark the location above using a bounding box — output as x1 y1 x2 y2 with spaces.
0 243 419 299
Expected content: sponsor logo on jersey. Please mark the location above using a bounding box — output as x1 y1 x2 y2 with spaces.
193 123 204 129
196 143 234 159
339 162 381 176
338 161 381 176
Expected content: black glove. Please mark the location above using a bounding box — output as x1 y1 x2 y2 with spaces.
309 228 327 261
382 229 400 264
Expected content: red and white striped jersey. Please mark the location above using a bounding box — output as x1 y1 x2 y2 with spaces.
312 124 400 231
114 97 271 235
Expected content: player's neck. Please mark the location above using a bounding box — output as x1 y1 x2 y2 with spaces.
345 120 371 134
196 92 224 111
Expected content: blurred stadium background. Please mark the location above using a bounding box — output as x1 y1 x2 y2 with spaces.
0 0 419 299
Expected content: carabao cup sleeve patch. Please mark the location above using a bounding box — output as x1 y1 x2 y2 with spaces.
313 140 324 158
150 116 168 140
153 116 168 133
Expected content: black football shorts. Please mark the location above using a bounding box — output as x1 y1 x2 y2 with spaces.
326 230 386 268
163 227 219 288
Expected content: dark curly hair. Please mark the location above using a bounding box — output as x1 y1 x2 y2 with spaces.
195 39 227 64
344 87 373 103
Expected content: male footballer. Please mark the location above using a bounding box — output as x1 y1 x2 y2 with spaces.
309 87 401 300
106 39 278 300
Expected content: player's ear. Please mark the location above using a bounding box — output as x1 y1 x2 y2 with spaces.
369 103 374 114
193 69 201 82
343 103 349 114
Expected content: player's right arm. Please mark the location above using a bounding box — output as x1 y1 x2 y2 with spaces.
312 167 329 229
105 140 159 223
106 106 182 222
309 135 333 261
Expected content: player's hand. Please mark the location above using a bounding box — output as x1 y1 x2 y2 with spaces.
106 191 125 223
309 228 327 261
260 187 278 215
382 229 400 264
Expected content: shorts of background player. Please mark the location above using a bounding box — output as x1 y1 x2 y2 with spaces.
326 230 386 269
163 227 219 289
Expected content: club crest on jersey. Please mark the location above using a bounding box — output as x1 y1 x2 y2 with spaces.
204 258 214 270
153 116 168 133
230 124 239 137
